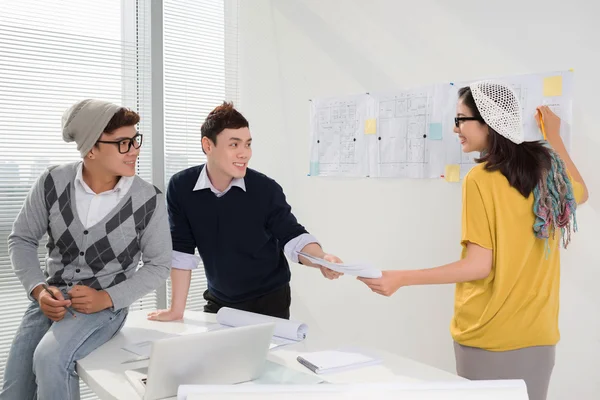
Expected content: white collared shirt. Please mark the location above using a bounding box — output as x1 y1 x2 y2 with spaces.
192 164 246 197
171 166 319 270
74 162 134 228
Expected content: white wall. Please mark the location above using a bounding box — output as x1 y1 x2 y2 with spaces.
238 1 600 399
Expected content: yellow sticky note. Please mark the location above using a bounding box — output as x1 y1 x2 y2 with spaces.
444 164 460 183
543 76 562 97
364 119 376 134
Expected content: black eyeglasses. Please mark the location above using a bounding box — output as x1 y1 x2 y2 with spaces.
454 116 484 128
96 133 143 154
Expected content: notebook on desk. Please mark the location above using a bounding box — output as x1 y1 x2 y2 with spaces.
297 349 382 374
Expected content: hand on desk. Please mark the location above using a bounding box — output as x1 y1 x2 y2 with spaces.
358 270 403 297
319 254 344 280
147 308 184 322
68 285 113 314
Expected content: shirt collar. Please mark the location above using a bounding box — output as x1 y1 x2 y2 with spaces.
75 162 133 195
193 165 246 195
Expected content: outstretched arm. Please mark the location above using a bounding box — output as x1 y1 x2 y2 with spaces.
358 243 492 296
537 105 588 204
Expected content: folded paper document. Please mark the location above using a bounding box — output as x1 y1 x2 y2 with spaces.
298 252 382 278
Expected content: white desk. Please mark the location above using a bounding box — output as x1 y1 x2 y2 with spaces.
77 310 464 400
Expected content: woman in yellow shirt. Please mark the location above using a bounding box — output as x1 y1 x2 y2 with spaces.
359 81 588 400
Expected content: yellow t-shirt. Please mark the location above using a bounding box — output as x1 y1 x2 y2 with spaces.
450 163 584 351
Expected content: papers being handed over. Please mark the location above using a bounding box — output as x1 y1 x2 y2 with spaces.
216 307 308 349
298 252 382 278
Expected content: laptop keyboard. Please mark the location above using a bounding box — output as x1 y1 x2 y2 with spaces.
141 378 147 386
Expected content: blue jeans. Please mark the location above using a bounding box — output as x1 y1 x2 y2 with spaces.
0 300 128 400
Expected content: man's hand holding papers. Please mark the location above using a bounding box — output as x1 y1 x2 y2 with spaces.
298 252 382 279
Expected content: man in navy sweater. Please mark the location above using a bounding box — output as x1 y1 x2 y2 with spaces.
148 102 342 320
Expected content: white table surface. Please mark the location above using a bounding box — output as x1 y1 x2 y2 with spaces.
76 310 464 400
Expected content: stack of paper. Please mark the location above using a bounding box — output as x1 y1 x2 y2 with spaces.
296 350 382 374
298 252 382 278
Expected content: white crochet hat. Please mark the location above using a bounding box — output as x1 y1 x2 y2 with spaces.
469 80 524 144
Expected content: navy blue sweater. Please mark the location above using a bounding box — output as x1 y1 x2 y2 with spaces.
167 165 308 303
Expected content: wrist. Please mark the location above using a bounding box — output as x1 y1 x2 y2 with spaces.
32 285 45 302
397 270 417 286
169 303 185 317
545 128 561 140
101 291 114 310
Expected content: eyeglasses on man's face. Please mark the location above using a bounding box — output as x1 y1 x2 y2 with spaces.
96 133 143 154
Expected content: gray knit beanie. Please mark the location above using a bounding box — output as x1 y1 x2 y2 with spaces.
62 99 122 157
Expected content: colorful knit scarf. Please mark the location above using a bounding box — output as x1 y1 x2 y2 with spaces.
532 148 578 254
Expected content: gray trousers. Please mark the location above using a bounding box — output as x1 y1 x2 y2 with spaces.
454 342 556 400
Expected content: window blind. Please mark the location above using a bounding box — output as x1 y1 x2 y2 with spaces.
164 0 240 310
0 1 152 397
0 1 239 396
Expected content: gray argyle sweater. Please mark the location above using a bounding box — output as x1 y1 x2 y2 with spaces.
7 162 171 310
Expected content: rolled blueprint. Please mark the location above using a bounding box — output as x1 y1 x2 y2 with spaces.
216 307 308 341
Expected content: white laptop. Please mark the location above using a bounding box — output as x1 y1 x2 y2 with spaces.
125 322 276 400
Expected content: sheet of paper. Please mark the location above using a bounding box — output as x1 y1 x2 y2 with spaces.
181 380 528 400
298 252 382 278
298 350 382 374
121 323 221 358
122 340 153 358
122 333 179 358
309 94 373 177
369 85 449 179
310 70 573 180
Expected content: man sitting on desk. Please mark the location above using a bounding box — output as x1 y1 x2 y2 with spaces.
1 100 172 400
148 102 342 321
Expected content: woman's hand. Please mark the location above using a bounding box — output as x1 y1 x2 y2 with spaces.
535 105 561 138
357 270 404 297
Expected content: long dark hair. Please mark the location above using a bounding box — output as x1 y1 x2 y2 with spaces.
458 86 551 198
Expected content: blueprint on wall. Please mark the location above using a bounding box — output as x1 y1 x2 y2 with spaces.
309 70 574 180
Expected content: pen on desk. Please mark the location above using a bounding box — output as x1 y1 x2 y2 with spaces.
42 283 77 318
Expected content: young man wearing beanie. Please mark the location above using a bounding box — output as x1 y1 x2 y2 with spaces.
148 102 342 322
1 100 172 400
